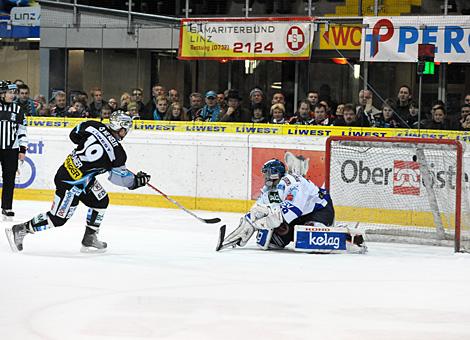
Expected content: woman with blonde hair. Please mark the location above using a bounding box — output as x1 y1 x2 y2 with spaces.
120 92 131 111
270 103 286 124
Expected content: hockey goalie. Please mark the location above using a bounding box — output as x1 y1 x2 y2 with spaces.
216 159 367 254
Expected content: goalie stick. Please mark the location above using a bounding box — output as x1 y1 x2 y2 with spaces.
216 225 239 251
145 181 221 224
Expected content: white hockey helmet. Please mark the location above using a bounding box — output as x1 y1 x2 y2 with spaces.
109 110 133 133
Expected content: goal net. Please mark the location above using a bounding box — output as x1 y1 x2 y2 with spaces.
325 136 470 252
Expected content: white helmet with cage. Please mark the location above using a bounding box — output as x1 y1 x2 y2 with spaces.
108 110 133 135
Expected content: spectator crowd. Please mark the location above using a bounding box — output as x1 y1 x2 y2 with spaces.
9 79 470 131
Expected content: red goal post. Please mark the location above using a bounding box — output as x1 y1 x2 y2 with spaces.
325 136 469 252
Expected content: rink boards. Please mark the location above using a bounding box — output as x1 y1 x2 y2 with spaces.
7 118 470 228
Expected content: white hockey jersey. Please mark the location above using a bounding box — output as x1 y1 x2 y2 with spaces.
257 173 330 224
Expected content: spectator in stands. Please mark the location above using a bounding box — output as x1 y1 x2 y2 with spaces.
319 99 334 121
313 103 330 126
66 98 88 118
152 84 166 98
168 88 180 104
33 95 50 117
396 85 412 122
164 102 189 121
16 84 36 116
119 92 131 111
50 91 68 117
331 103 345 125
464 93 470 106
422 106 452 130
217 91 227 113
270 103 286 124
13 79 25 87
357 89 379 126
249 87 267 115
195 90 222 122
333 104 361 127
145 83 166 117
380 99 401 128
131 88 146 116
271 92 286 106
461 114 470 131
127 101 140 119
89 87 106 118
250 102 268 123
306 90 319 111
142 95 168 120
100 104 112 120
219 89 250 123
289 100 314 125
186 92 204 121
107 97 118 112
460 104 470 126
336 104 344 117
407 101 419 128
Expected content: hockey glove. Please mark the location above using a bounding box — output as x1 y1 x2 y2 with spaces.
130 171 151 190
250 204 283 230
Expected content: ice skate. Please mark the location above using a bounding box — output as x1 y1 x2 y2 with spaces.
2 209 15 222
80 227 107 253
5 221 31 252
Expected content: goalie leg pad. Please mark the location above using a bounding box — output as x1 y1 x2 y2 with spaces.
294 224 367 254
220 215 255 249
294 224 349 253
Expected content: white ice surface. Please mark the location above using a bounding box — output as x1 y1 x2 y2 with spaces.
1 200 470 340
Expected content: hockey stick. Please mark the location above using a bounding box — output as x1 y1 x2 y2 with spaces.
145 181 221 224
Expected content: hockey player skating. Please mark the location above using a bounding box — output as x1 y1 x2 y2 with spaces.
5 110 151 253
217 159 366 253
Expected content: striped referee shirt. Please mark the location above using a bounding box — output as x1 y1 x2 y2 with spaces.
0 101 28 151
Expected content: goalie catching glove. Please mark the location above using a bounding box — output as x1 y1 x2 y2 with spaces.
130 171 151 190
250 203 284 230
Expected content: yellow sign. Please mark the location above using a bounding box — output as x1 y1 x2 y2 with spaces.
319 24 362 50
178 18 314 60
27 117 470 143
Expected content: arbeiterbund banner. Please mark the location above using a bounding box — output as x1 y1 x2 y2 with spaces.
178 17 315 60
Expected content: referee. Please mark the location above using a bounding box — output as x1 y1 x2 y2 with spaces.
0 80 28 220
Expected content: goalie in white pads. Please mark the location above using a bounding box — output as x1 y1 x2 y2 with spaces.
216 159 366 253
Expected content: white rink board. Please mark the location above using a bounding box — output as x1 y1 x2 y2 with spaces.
21 128 325 201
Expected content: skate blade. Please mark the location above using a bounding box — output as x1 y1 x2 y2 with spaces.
4 228 19 253
80 245 107 254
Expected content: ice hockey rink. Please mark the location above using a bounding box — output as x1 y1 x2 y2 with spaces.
1 200 470 340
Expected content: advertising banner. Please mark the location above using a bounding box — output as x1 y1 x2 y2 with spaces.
0 1 40 38
178 17 314 60
361 16 470 62
319 24 362 50
251 148 325 200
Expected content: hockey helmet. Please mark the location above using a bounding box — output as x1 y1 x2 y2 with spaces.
0 80 17 93
261 159 286 184
109 110 133 133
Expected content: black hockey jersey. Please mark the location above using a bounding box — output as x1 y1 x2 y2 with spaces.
57 120 131 189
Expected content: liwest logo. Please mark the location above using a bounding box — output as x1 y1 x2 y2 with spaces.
393 160 420 196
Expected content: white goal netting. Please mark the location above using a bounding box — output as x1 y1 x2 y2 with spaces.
326 137 470 252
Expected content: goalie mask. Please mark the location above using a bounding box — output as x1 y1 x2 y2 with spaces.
108 110 133 138
262 159 286 188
